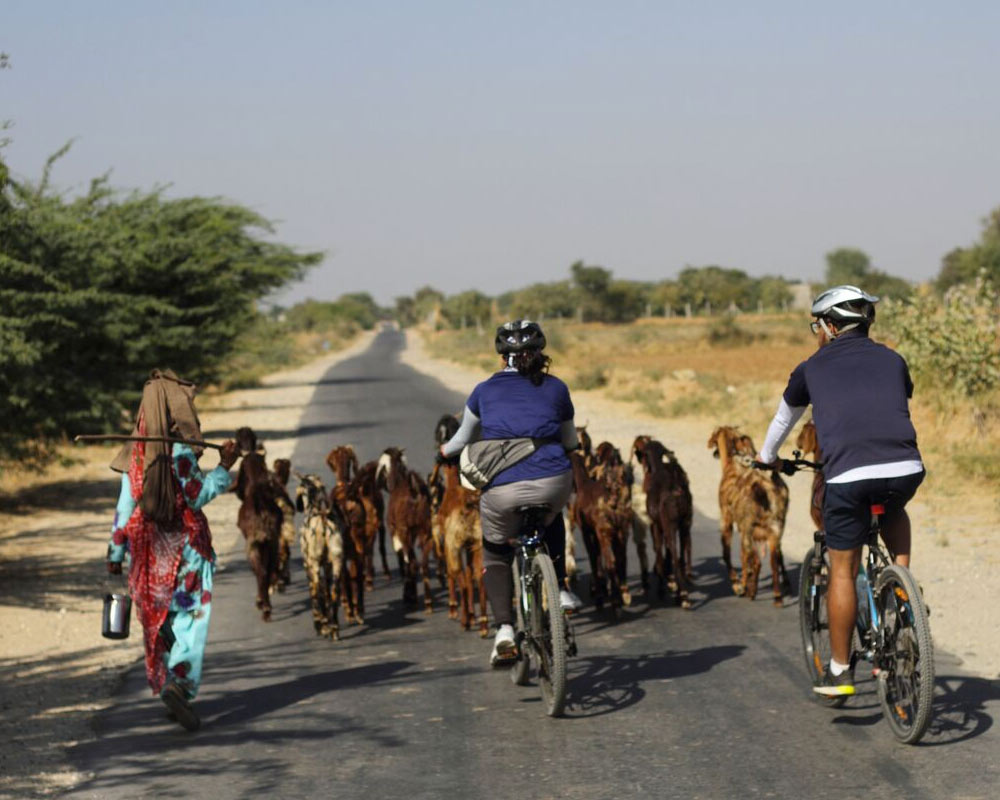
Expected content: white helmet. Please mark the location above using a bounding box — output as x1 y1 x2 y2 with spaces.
811 285 878 330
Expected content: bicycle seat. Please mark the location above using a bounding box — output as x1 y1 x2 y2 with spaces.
516 504 551 515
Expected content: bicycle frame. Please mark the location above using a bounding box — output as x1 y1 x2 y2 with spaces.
853 508 892 664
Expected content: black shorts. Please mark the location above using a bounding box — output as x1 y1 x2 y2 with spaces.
822 471 925 551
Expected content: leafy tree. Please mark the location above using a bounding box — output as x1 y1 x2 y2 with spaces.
507 280 575 319
753 276 794 310
441 290 492 329
936 208 1000 292
0 147 320 460
677 266 754 312
394 295 417 327
824 247 911 299
605 279 649 322
649 280 682 315
570 260 612 321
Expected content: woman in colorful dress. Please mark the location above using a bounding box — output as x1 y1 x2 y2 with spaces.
106 369 238 731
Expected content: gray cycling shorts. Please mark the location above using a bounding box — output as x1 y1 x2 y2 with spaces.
479 471 573 545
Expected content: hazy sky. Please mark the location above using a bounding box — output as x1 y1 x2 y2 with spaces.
4 2 1000 305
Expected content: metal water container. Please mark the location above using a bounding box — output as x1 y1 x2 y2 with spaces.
102 592 132 639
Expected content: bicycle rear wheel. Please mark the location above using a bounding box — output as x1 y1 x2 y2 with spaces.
531 553 567 717
510 556 530 686
798 545 848 709
874 565 934 744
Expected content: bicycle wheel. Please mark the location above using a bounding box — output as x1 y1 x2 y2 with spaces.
531 553 567 717
798 546 848 709
874 565 934 744
510 556 530 686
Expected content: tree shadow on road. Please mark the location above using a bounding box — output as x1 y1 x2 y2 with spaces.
564 645 746 719
202 420 380 442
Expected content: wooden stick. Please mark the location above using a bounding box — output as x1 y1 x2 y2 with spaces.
73 434 226 451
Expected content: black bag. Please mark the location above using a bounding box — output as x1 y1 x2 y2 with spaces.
459 438 542 490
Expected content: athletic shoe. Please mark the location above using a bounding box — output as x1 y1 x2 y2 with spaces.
490 624 517 667
813 665 855 697
161 682 201 731
559 589 583 612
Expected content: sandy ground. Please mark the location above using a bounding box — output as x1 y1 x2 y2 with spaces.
0 332 374 799
405 332 1000 681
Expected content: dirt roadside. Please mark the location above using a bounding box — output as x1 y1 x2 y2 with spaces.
0 332 374 799
404 331 1000 681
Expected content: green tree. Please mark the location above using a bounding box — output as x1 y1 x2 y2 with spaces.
936 208 1000 292
441 290 492 329
506 281 575 319
570 260 613 321
0 147 320 460
677 266 754 312
753 276 794 310
824 247 912 299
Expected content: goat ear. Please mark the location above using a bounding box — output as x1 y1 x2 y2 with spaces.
295 490 305 513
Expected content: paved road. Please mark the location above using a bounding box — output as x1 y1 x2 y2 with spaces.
68 329 999 799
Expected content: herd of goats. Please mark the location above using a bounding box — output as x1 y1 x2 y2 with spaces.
232 416 827 641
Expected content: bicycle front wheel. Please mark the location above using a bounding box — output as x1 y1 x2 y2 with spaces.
874 564 934 744
531 553 567 717
798 545 848 709
510 556 530 686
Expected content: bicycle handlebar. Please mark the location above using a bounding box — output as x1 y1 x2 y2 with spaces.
751 450 823 475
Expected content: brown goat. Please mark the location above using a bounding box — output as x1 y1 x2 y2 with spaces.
796 420 825 531
707 426 791 605
429 459 488 636
327 445 387 589
234 429 282 621
378 448 435 611
295 473 345 640
569 449 632 616
270 458 295 591
563 424 594 587
633 437 693 609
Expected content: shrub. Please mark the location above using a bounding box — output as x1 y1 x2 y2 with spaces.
572 365 608 390
881 275 1000 399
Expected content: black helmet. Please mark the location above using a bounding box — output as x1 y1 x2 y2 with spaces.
494 319 546 355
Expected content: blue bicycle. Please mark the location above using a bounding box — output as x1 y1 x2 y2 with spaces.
788 455 934 744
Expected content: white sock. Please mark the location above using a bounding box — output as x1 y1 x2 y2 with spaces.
830 658 850 676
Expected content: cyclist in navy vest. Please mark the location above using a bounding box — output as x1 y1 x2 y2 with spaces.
439 319 584 666
758 285 924 697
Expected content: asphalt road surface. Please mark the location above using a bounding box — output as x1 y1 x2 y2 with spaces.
68 328 1000 799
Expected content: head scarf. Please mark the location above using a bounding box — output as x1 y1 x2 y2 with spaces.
110 369 202 523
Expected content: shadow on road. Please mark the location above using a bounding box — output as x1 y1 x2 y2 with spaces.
263 375 391 390
828 672 999 746
202 420 380 442
565 645 746 718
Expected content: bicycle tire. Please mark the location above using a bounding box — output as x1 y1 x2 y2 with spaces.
532 553 567 717
874 564 934 744
797 546 848 709
510 556 530 686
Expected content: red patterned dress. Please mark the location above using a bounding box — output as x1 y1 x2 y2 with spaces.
108 430 231 699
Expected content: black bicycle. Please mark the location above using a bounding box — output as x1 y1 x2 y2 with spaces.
508 504 577 717
774 454 934 744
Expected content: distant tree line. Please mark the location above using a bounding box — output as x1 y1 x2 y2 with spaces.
395 262 802 329
395 209 1000 331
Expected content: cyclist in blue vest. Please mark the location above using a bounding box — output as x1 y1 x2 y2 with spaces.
758 285 924 696
439 319 583 666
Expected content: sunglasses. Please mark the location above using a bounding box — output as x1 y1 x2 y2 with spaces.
809 321 822 335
